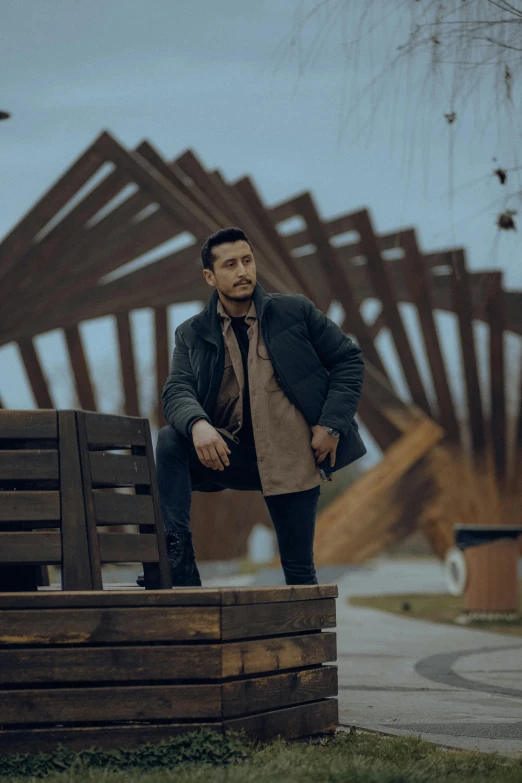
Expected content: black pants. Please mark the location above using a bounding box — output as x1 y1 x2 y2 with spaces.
156 425 319 585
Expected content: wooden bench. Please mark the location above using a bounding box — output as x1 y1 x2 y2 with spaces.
0 585 338 751
0 410 171 591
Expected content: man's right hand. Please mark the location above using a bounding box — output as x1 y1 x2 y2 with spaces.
191 420 231 471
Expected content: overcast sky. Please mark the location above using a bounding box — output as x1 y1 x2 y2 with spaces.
1 0 520 436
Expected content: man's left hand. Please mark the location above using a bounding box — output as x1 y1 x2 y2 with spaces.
311 425 339 468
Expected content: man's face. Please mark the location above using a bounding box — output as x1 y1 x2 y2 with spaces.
203 240 257 302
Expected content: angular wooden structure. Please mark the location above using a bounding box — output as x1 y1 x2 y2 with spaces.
0 131 520 563
0 585 338 752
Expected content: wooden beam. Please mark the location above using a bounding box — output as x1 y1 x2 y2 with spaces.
154 306 169 428
451 250 486 456
116 312 140 417
484 272 507 484
17 339 53 409
352 210 431 415
64 325 97 411
400 229 460 441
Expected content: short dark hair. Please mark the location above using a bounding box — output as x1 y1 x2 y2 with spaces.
201 227 252 270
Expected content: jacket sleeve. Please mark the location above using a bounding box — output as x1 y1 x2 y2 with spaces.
162 327 212 438
303 297 364 435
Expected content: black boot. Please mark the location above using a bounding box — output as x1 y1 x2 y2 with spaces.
136 531 201 588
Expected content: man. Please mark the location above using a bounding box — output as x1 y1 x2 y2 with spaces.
139 226 365 588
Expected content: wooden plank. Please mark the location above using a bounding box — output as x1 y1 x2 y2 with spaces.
64 325 97 411
0 140 103 286
0 492 60 521
0 410 57 440
0 532 61 564
352 210 431 415
0 606 221 645
222 632 337 678
485 272 507 483
116 311 140 418
98 532 159 563
0 722 220 755
0 589 225 609
451 250 486 455
223 666 337 718
75 411 103 589
314 417 445 563
89 452 150 485
220 585 338 605
224 699 338 740
154 306 169 428
0 683 221 724
400 229 460 441
58 410 92 590
17 339 54 408
84 411 146 448
221 598 336 640
0 644 223 684
134 417 171 589
93 491 155 525
0 450 59 480
291 193 388 379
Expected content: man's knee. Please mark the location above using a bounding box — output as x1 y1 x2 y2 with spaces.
156 425 190 460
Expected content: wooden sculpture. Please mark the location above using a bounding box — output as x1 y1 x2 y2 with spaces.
0 131 520 563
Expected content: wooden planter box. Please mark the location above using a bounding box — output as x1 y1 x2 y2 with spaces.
0 585 338 753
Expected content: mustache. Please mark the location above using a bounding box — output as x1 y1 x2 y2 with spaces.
234 280 252 286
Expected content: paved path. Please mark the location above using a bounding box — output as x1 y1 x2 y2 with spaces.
250 558 522 757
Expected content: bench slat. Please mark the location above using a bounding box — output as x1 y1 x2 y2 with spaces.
0 411 57 440
89 453 149 485
98 532 159 562
0 492 60 521
0 451 59 480
0 532 61 564
84 413 146 449
93 492 155 525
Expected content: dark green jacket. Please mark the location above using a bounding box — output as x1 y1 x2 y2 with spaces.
163 284 366 475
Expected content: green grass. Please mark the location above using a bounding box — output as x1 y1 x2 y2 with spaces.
1 729 521 783
349 590 522 637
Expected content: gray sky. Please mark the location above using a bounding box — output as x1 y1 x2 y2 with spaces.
1 0 520 438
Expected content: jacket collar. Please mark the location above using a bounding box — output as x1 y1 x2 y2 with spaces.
191 283 273 343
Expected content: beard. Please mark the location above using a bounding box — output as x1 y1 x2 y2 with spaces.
219 282 253 303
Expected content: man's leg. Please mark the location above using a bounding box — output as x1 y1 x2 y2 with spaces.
264 486 320 585
145 425 261 587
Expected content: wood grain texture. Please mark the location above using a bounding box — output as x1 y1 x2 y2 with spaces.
221 598 337 640
93 491 155 525
0 532 62 564
58 410 93 590
222 632 337 678
222 665 338 717
84 412 146 448
0 451 59 480
89 452 150 486
0 492 60 522
0 683 221 724
98 532 159 563
224 698 338 740
0 410 57 440
0 606 221 645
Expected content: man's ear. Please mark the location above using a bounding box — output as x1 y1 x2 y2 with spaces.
203 269 216 287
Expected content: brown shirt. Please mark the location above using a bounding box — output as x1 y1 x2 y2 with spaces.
213 299 321 496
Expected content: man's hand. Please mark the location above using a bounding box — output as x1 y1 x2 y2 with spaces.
191 420 231 471
311 425 339 468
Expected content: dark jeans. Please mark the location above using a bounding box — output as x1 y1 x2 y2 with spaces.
156 425 319 585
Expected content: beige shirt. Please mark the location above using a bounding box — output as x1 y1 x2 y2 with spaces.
213 299 321 496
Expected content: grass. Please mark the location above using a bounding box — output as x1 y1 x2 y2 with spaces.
349 587 522 637
1 729 521 783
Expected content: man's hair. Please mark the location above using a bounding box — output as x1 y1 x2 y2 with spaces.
200 227 252 270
